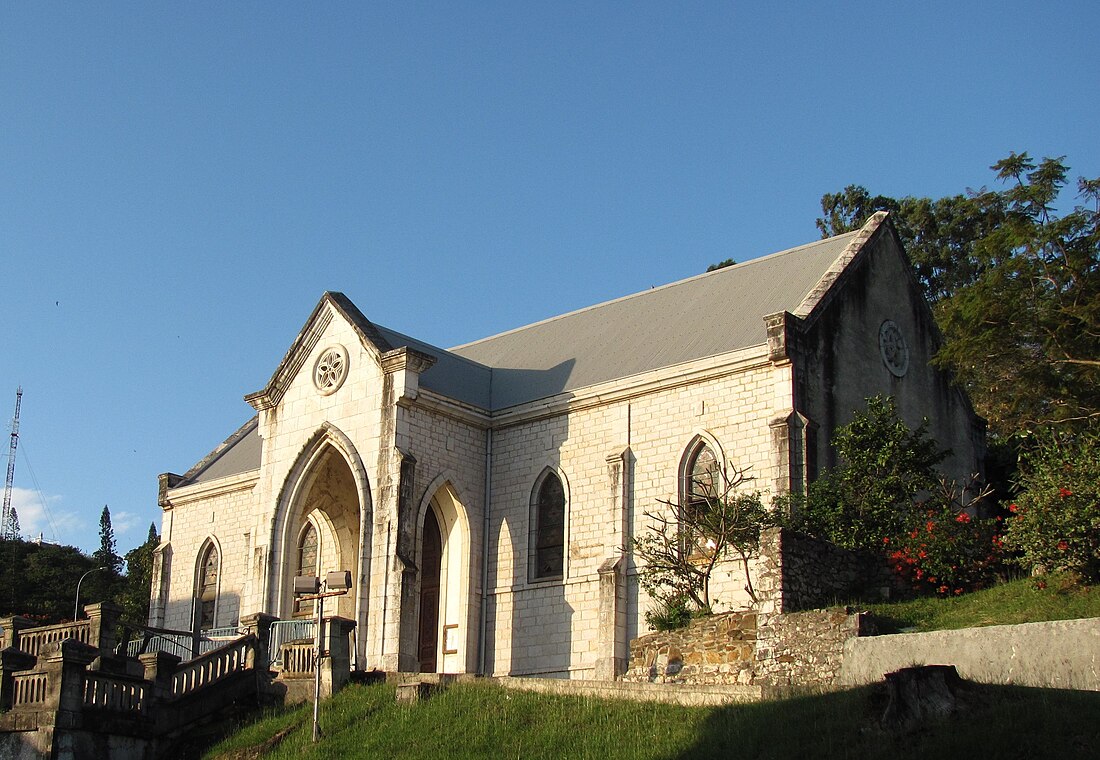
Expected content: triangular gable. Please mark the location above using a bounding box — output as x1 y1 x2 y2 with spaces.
244 291 395 411
792 211 893 326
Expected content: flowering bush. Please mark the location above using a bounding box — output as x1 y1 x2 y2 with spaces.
887 481 1002 595
1003 429 1100 581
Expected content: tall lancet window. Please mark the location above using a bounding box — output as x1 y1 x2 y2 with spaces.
295 523 319 616
531 472 565 580
197 543 219 632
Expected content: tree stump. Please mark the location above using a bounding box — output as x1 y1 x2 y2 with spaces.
881 665 962 730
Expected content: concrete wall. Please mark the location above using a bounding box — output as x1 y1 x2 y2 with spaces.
840 618 1100 691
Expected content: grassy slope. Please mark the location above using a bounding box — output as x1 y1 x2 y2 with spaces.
863 573 1098 632
205 576 1099 759
205 680 1099 760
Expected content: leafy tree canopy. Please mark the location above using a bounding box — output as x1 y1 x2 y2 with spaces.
819 153 1100 435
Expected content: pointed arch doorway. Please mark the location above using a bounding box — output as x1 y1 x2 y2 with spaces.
414 480 473 674
417 509 442 672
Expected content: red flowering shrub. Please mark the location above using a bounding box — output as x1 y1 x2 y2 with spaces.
1004 429 1100 581
888 488 1002 596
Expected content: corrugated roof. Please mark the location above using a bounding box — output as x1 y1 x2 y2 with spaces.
374 326 493 409
171 228 864 487
448 232 857 409
183 416 261 485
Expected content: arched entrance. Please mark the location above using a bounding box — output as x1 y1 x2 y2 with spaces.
279 444 362 621
414 480 473 674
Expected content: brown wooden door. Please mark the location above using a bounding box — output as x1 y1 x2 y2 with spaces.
418 509 442 673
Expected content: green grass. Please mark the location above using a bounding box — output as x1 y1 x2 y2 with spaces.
863 573 1098 633
203 679 1099 760
202 576 1099 759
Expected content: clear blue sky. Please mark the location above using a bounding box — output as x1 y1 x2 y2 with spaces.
2 2 1097 556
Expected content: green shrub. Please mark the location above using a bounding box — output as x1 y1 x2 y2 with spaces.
788 396 945 552
643 594 696 631
1003 429 1100 581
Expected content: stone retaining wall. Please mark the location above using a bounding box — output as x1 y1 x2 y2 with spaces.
755 527 887 614
624 611 757 685
755 608 870 687
624 605 869 688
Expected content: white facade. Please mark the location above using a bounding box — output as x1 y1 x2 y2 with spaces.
151 213 984 679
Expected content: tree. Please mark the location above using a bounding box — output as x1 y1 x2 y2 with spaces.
120 523 160 624
817 153 1100 435
4 505 20 540
816 185 1006 304
706 258 736 272
934 155 1100 433
1003 428 1100 582
787 396 946 552
633 462 775 628
94 505 123 574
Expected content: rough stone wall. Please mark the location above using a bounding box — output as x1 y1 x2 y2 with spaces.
755 527 886 615
754 607 869 687
623 611 758 685
623 606 868 689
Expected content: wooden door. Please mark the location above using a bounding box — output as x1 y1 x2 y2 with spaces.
418 509 442 673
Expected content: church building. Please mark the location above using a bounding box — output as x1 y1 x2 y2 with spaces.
150 212 985 679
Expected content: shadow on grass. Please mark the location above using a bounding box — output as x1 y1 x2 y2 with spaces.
670 682 1100 760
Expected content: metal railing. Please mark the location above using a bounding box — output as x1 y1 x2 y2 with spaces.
124 626 245 661
267 619 316 667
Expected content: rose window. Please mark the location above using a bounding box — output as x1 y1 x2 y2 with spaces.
313 345 349 395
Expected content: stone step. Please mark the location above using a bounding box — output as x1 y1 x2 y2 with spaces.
382 671 765 706
483 676 764 707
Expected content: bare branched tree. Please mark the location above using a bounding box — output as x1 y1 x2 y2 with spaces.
633 463 775 616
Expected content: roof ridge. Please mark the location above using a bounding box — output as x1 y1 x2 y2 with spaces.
449 230 860 352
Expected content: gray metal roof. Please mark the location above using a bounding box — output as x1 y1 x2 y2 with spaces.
374 326 493 409
448 232 857 409
172 229 861 487
182 416 261 486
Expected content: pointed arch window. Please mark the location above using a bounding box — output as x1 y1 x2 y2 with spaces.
681 440 723 559
530 472 565 581
686 443 720 517
295 523 319 616
196 543 219 632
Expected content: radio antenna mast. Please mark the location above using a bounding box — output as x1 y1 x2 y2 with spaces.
2 387 22 540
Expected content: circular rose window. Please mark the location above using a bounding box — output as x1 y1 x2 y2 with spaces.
313 345 349 395
878 320 909 378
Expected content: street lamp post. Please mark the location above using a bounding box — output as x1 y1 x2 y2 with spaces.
294 569 352 743
74 566 107 621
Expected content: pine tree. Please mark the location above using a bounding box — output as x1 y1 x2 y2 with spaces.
5 506 19 540
94 505 122 573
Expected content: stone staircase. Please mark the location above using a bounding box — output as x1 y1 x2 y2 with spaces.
0 605 356 759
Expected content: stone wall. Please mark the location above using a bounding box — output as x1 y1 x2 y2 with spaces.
624 611 757 685
754 607 870 687
755 527 886 614
624 606 869 689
